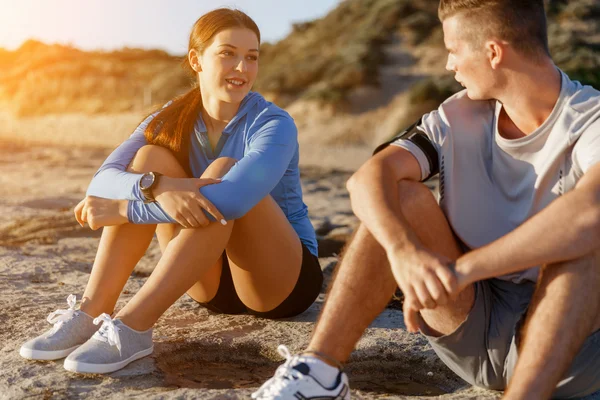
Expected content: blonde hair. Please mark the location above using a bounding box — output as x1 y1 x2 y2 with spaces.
438 0 549 61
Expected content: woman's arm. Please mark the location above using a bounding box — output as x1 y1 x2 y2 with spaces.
127 115 298 224
202 116 297 219
85 114 153 202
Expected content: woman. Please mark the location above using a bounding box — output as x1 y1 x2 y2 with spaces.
19 8 322 374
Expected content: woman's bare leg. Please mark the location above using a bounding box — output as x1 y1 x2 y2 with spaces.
114 157 241 330
80 145 188 317
181 158 237 304
181 157 304 312
155 222 223 304
80 224 156 317
226 195 302 312
115 218 232 330
114 155 306 328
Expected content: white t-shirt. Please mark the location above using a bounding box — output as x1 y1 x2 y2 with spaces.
390 70 600 283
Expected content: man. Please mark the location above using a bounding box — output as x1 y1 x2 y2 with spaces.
253 1 600 399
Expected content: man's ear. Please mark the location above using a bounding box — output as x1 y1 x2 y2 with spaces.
485 40 505 69
188 49 202 72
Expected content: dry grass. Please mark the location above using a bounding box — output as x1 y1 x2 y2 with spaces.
1 0 598 119
0 0 597 158
0 110 143 149
0 41 191 117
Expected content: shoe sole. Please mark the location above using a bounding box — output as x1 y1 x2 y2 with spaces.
19 345 80 360
63 346 153 374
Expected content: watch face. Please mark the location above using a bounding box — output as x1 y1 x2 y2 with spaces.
140 173 155 190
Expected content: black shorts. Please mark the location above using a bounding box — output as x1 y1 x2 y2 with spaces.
194 243 323 319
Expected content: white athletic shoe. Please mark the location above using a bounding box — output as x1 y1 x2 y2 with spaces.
252 345 350 400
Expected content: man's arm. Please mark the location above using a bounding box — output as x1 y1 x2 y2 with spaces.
348 145 458 332
456 162 600 286
347 145 423 253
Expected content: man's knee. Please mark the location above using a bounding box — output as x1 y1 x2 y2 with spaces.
201 157 236 179
574 250 600 331
541 249 600 331
127 144 187 177
541 249 600 281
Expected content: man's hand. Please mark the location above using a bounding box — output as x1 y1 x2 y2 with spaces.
388 245 458 333
154 176 224 228
74 196 129 230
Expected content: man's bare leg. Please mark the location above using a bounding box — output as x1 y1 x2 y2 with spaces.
504 250 600 399
307 181 475 363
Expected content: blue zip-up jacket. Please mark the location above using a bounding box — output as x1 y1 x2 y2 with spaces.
86 92 318 256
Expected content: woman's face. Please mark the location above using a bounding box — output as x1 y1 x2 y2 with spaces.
190 27 259 104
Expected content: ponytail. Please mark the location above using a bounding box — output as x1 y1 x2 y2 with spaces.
143 84 202 176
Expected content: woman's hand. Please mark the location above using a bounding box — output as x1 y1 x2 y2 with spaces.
153 176 225 228
74 196 129 230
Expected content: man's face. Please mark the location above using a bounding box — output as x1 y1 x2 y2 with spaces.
443 15 495 100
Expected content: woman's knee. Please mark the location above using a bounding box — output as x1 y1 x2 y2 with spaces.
201 157 237 179
127 145 187 177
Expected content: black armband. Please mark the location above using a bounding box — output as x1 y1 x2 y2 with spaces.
373 117 439 181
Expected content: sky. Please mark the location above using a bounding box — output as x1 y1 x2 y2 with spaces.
0 0 342 55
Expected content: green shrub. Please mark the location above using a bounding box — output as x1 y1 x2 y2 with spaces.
253 0 432 106
391 76 461 138
567 67 600 90
1 0 597 115
408 76 461 105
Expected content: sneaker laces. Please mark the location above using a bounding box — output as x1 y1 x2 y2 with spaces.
92 313 122 354
251 345 306 399
46 294 80 335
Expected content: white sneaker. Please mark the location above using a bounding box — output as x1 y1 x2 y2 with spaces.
19 294 98 360
252 345 350 400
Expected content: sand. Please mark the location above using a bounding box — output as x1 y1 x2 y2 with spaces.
0 141 598 400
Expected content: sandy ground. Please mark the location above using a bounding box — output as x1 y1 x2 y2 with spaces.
0 141 598 400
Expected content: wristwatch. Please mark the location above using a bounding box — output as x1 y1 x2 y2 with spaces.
139 172 163 203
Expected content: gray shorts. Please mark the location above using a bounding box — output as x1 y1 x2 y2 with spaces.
422 279 600 399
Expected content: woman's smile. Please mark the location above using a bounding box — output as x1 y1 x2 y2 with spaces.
225 77 247 88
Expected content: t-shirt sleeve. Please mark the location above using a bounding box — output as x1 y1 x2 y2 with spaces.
373 110 446 181
573 119 600 174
